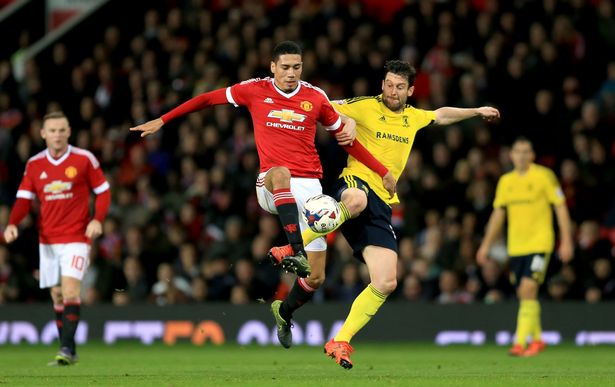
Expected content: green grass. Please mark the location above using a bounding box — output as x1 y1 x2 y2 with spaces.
1 342 614 386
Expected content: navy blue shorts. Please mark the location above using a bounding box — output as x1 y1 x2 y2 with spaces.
331 176 397 261
508 252 551 287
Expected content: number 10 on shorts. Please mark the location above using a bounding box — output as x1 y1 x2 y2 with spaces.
71 255 85 271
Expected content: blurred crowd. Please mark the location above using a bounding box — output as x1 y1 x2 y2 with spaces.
1 0 615 306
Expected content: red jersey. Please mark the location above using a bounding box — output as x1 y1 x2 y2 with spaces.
16 145 109 244
226 78 342 178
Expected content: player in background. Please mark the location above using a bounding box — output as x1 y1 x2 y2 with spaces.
129 40 394 319
477 137 573 357
3 111 111 365
270 60 499 368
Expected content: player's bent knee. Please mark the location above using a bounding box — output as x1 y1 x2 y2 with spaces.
267 167 292 187
341 188 367 216
373 279 397 295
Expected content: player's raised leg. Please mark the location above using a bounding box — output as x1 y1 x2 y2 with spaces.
263 167 311 278
268 184 365 262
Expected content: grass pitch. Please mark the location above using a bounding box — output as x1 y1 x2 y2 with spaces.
1 342 614 386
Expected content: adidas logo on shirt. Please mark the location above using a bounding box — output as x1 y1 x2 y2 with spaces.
40 171 48 179
263 98 274 103
379 116 386 122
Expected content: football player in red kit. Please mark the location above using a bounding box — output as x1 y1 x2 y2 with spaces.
3 111 110 365
130 41 395 345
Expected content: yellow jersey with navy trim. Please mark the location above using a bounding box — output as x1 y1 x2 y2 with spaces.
493 163 565 256
332 95 436 204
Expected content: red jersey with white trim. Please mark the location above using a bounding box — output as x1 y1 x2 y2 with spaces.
16 145 109 244
226 77 342 178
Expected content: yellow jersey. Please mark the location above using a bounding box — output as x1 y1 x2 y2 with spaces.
332 95 436 204
493 163 565 256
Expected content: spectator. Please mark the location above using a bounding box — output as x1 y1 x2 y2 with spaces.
150 263 191 306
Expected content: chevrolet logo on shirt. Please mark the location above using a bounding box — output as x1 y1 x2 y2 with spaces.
43 180 74 201
44 180 72 194
267 109 306 123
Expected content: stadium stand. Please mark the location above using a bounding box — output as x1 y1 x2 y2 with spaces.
1 0 614 305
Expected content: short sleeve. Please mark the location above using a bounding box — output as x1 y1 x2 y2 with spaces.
331 99 354 116
410 107 436 130
492 177 508 209
331 99 364 127
544 169 565 205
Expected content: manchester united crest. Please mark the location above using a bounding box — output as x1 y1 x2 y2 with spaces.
300 101 313 112
65 166 78 179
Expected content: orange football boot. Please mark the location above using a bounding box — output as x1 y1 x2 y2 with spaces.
523 340 546 356
267 245 294 265
267 244 311 278
508 344 525 356
324 339 354 369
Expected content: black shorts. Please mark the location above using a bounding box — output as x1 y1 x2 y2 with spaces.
331 175 397 261
508 252 551 287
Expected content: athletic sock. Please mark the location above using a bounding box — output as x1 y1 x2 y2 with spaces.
514 299 533 347
279 277 315 322
54 304 64 340
273 188 305 254
528 300 541 341
61 300 81 355
335 284 387 343
301 201 352 245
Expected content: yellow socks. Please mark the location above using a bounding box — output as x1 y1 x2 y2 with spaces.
515 299 540 346
530 300 542 342
302 201 351 245
334 284 387 343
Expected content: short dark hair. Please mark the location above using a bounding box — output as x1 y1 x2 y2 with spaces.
43 111 68 123
512 136 533 148
384 60 417 86
272 41 302 62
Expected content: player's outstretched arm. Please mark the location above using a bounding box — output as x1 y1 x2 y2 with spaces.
130 88 229 137
130 118 164 138
3 224 18 243
434 106 500 126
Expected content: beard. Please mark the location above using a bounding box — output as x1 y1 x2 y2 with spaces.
382 95 405 112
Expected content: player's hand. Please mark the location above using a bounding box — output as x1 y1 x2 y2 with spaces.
3 225 18 243
477 106 500 122
476 244 490 266
382 171 396 199
85 220 103 240
336 117 356 146
129 118 164 138
558 239 574 264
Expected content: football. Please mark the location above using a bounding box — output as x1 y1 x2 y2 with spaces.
303 194 341 233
